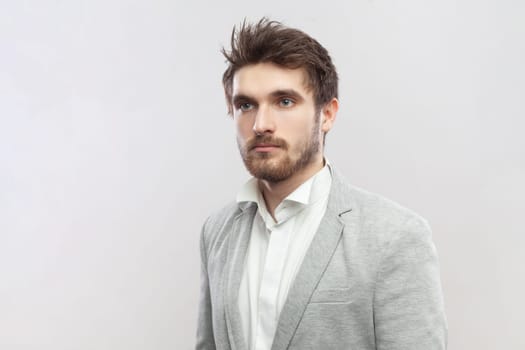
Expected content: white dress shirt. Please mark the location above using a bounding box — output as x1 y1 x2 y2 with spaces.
236 164 332 350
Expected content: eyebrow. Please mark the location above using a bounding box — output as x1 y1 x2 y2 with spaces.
269 89 305 102
232 89 305 106
232 94 256 106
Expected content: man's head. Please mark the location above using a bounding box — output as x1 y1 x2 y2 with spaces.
222 18 338 115
222 19 339 183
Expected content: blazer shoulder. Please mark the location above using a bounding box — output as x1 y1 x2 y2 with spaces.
200 201 245 255
344 183 432 239
204 201 240 229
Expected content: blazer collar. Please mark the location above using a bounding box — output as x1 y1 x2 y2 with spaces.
271 166 356 350
223 203 256 350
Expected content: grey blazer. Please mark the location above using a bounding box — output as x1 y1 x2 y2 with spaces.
196 168 447 349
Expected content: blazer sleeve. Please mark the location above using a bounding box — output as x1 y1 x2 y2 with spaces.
195 219 217 350
373 216 448 349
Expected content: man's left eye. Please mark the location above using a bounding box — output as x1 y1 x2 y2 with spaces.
279 98 294 107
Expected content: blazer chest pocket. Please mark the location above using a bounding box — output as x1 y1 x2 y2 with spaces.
309 287 352 304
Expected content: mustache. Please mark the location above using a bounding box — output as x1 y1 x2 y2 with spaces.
246 135 288 150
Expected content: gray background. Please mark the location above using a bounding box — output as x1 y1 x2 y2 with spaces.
1 0 524 349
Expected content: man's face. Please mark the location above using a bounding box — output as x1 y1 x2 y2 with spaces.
232 62 324 183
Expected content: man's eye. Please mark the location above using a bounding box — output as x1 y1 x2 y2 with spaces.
239 103 253 111
279 98 294 107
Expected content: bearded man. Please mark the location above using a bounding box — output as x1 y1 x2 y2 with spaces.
196 18 447 350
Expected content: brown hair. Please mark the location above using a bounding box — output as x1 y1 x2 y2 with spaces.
222 18 338 115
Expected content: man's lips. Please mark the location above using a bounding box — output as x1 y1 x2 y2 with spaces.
251 144 280 152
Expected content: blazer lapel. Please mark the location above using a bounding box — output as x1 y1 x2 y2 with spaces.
271 168 354 350
223 203 256 350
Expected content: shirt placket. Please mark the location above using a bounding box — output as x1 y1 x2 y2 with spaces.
254 218 292 350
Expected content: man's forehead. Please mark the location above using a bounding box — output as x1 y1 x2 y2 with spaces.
232 63 312 97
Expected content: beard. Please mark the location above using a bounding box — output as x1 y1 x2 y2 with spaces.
237 118 322 183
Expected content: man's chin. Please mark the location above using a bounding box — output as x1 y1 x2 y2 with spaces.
253 172 290 183
246 164 294 183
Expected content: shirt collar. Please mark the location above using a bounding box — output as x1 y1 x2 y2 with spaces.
236 161 333 225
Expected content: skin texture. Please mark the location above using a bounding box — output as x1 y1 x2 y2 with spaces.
232 62 338 217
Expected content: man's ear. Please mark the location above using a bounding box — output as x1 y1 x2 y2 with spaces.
321 98 339 133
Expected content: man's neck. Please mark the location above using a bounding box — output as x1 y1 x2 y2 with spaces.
258 156 325 220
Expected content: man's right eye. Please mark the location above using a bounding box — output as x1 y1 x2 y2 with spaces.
239 103 253 112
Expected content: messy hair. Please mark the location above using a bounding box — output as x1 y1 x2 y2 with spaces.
221 18 338 115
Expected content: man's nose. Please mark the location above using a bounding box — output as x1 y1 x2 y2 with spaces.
252 105 275 135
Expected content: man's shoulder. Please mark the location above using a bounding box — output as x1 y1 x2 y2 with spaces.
204 200 243 229
351 185 426 223
200 200 249 250
330 181 435 261
332 172 431 238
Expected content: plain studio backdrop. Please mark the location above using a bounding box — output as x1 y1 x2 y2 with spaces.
1 0 524 349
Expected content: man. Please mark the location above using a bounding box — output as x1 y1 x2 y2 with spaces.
196 18 447 350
